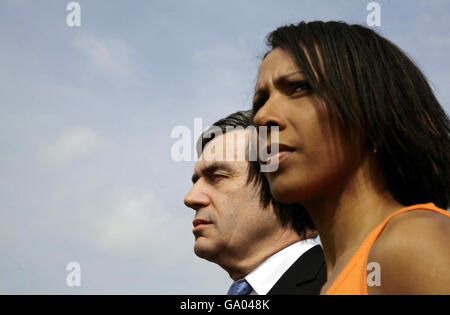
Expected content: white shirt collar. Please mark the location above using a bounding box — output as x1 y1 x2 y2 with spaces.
241 236 321 295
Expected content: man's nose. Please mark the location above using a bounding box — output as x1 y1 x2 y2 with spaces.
184 183 210 211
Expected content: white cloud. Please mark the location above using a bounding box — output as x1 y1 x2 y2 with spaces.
93 188 190 265
193 42 247 67
190 40 257 110
74 36 132 73
43 126 111 165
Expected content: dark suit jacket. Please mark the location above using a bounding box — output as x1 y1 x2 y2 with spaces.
267 244 326 295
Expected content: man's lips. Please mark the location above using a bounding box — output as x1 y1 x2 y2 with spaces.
192 219 212 231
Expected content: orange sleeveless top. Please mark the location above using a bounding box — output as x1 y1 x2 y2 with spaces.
326 203 450 295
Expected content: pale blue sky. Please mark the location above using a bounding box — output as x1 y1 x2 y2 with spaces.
0 0 449 294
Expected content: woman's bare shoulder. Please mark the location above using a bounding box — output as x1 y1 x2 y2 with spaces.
368 209 450 294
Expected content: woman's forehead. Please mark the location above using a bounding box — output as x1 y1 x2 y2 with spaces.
256 48 300 88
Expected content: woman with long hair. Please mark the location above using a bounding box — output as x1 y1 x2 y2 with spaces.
250 21 450 294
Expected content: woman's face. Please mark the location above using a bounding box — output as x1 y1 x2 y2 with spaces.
253 48 363 204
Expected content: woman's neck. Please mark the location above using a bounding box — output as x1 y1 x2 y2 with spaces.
304 157 404 275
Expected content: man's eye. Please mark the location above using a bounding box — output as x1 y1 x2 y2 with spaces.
252 99 266 115
291 81 312 95
210 174 227 182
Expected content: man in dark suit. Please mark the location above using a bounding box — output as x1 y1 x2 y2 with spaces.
184 110 326 295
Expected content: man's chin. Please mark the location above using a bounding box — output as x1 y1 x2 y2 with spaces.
194 239 221 261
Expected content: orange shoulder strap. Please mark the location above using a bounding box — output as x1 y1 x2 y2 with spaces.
326 203 450 295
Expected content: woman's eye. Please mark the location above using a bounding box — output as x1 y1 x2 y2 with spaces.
291 81 312 95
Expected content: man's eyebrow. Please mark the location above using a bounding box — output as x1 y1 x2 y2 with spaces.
254 70 305 98
191 162 234 184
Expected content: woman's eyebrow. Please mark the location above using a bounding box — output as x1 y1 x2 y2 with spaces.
254 70 305 97
253 70 306 110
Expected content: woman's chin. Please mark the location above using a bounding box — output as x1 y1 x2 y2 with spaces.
268 178 301 204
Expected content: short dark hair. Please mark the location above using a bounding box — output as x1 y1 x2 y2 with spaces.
197 110 315 236
252 21 450 209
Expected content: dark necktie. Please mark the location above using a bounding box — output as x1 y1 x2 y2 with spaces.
227 279 253 295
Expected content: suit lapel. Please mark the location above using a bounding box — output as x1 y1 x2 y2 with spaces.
267 245 327 295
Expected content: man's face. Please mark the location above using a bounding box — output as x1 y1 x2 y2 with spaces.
184 130 280 262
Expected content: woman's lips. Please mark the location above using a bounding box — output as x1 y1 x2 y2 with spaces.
261 143 295 166
266 151 292 166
